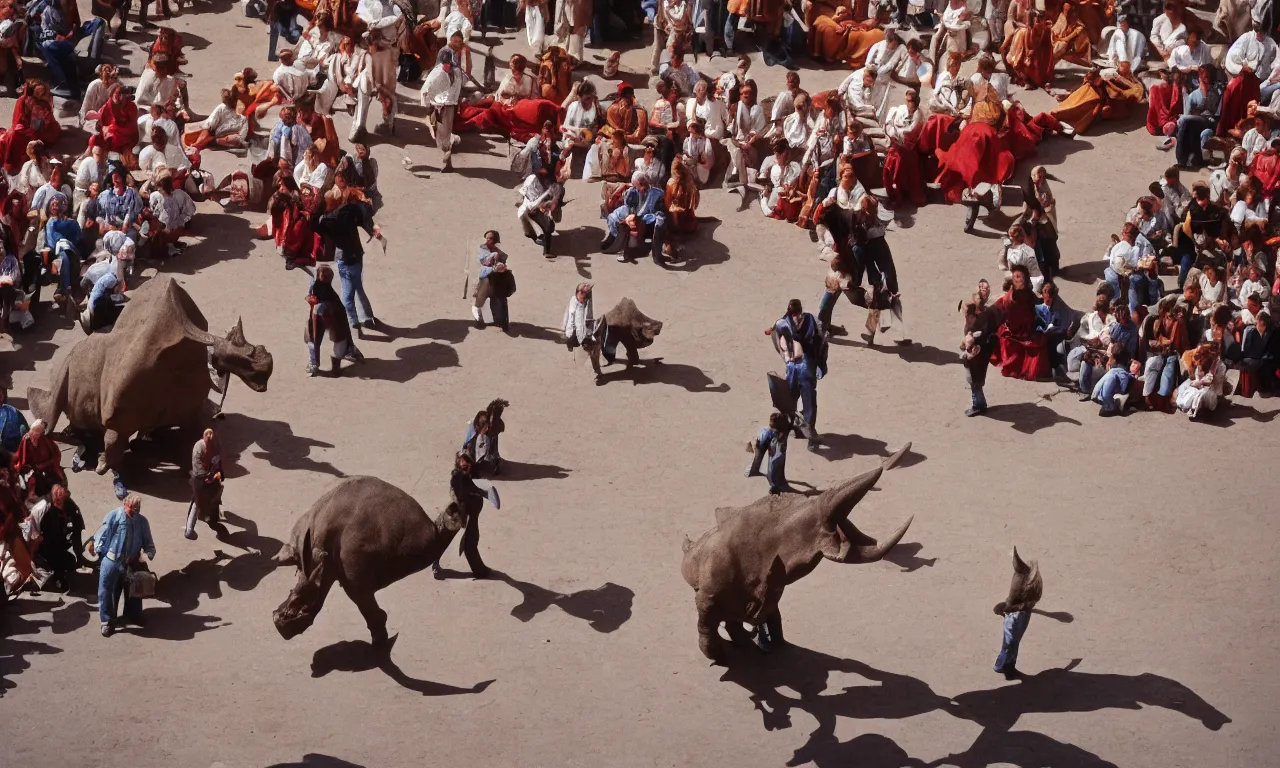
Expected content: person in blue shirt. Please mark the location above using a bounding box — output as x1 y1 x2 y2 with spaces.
1034 282 1074 383
0 386 28 452
601 171 669 266
90 494 155 637
88 270 123 330
45 193 81 312
745 412 791 494
1091 347 1140 417
35 0 106 98
773 298 824 451
96 165 144 241
1078 300 1138 400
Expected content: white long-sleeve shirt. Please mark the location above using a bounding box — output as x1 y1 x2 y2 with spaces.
839 68 888 119
272 62 313 102
1149 14 1186 52
883 104 920 144
1003 243 1044 293
293 159 332 190
357 0 403 31
729 102 766 142
686 97 728 139
1226 31 1278 77
563 295 593 343
782 111 813 149
1168 40 1211 72
682 135 714 184
757 156 801 214
1107 28 1148 70
866 40 907 78
930 70 966 116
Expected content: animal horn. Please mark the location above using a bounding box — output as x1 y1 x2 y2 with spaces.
836 515 914 564
1013 546 1030 574
819 444 909 526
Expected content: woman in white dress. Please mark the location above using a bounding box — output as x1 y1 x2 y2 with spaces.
684 79 727 140
1175 344 1227 418
682 119 714 186
562 80 600 155
495 54 537 107
757 137 802 218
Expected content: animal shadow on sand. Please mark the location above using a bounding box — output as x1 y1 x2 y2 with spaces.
717 648 1228 768
595 360 730 393
492 460 572 481
310 637 496 697
880 542 936 572
491 572 634 633
267 755 366 768
812 434 925 467
664 218 731 272
351 341 461 383
983 400 1083 435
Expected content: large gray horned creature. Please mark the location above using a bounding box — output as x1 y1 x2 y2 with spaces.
681 445 914 662
587 297 663 375
27 278 273 474
273 476 468 646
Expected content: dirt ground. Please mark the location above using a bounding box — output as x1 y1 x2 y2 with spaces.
0 5 1276 767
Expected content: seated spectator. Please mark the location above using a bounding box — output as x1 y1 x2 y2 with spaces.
34 0 106 98
1079 299 1138 399
182 87 251 152
1035 281 1073 381
993 264 1049 380
1143 296 1190 411
1236 311 1277 395
1091 345 1139 417
1175 343 1227 418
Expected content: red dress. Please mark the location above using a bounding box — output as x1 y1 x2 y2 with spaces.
883 141 926 207
1218 71 1260 137
992 287 1049 380
454 98 563 142
1004 109 1064 160
1146 80 1183 136
89 93 140 154
0 95 61 172
934 121 1016 204
1251 151 1280 197
917 113 958 181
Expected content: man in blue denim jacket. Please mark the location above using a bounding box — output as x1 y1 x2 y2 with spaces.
91 494 155 637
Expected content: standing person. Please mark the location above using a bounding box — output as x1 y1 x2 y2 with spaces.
90 494 155 637
351 0 403 140
184 428 223 541
461 398 507 474
562 282 595 351
29 484 85 590
305 264 363 376
1023 165 1059 281
993 547 1041 678
267 0 304 62
472 230 512 330
960 293 999 416
420 31 466 172
518 164 561 257
882 88 925 208
772 299 824 450
854 195 907 346
315 198 382 331
745 412 791 494
432 453 499 579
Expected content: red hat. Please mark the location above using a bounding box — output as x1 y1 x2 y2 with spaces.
617 82 632 96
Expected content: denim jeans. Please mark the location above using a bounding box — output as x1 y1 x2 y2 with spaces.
337 259 373 326
1262 81 1280 105
1079 359 1097 395
1175 236 1197 288
966 361 988 410
723 12 742 53
1104 266 1124 299
1092 368 1132 413
994 610 1031 671
268 18 303 60
785 359 817 436
98 555 142 625
1128 272 1155 313
1143 353 1179 397
58 249 79 294
40 39 78 91
307 323 351 367
1174 114 1213 168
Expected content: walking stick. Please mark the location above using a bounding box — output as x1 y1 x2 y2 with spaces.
461 247 472 299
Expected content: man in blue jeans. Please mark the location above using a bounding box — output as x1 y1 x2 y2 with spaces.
994 547 1041 679
91 494 155 638
266 0 302 62
773 298 824 451
316 199 383 331
36 0 106 98
1078 300 1138 400
1091 347 1138 417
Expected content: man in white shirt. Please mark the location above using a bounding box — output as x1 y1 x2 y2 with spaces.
1160 167 1192 222
421 32 465 171
866 32 907 80
1000 224 1044 293
1104 222 1153 292
1148 2 1187 62
136 103 179 153
1105 15 1147 76
1168 29 1211 74
766 71 801 139
269 48 312 105
352 0 403 140
1225 22 1277 78
722 79 765 195
518 172 559 256
929 0 973 69
930 54 967 116
839 66 888 126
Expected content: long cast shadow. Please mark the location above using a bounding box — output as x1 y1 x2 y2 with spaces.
310 638 495 697
983 401 1084 434
492 572 634 633
812 434 926 466
267 756 366 768
595 360 730 393
494 460 571 481
718 646 1230 768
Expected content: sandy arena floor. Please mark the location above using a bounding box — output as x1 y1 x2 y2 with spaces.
0 4 1277 767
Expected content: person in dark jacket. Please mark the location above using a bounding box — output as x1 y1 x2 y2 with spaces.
305 264 363 376
961 293 1001 416
432 452 499 579
314 199 382 331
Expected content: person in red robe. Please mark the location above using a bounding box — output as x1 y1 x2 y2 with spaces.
0 80 61 173
934 103 1015 204
271 188 318 268
992 265 1050 380
87 84 140 158
1249 138 1280 197
1219 65 1261 137
1003 100 1071 160
1146 68 1184 138
917 112 958 180
454 97 563 142
882 89 926 207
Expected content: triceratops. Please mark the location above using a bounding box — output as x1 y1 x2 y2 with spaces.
589 297 663 375
681 444 913 662
28 278 273 474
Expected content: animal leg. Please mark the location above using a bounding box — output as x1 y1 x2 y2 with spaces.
725 621 757 647
758 608 786 652
695 594 726 662
347 585 390 648
625 342 640 367
96 429 126 475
